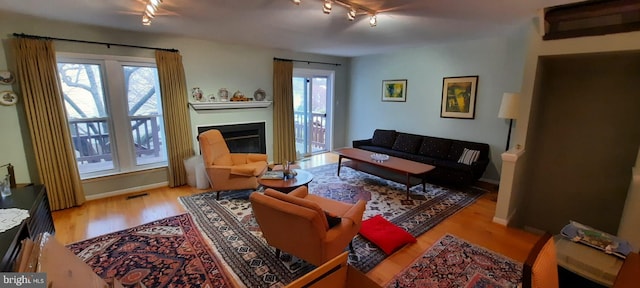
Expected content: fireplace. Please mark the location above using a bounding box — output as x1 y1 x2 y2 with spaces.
197 122 266 154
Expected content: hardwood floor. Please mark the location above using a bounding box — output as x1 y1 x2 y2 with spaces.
52 152 539 286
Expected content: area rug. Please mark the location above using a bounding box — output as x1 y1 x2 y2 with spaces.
179 163 484 287
66 214 236 288
386 234 522 288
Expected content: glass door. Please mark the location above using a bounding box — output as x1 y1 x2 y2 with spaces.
293 69 333 157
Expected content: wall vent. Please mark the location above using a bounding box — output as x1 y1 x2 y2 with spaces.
544 0 640 40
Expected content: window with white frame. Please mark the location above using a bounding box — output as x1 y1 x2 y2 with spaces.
57 54 167 179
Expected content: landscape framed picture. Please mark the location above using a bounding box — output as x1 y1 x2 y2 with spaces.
440 76 478 119
382 79 407 102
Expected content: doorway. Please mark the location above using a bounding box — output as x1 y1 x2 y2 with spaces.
292 68 333 158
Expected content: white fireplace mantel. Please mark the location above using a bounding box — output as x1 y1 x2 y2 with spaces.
189 101 272 110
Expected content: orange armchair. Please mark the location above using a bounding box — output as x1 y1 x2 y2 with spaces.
250 186 367 267
199 129 268 199
522 233 559 288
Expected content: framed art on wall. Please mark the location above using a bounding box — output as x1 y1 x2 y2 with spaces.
382 79 407 102
440 76 478 119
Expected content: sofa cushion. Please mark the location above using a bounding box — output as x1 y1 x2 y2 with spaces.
371 129 397 148
447 141 488 162
419 136 452 159
391 133 423 154
458 148 481 165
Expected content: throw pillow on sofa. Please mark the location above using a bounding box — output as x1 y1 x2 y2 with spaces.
391 133 423 154
458 148 480 165
371 129 397 148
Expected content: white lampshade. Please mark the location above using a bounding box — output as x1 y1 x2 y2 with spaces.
498 92 520 119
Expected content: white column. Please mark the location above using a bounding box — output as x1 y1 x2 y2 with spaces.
494 147 526 225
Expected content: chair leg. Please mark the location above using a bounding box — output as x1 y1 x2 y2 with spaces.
216 191 220 200
275 248 281 259
349 240 354 253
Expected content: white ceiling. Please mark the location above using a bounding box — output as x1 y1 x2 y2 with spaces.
0 0 581 57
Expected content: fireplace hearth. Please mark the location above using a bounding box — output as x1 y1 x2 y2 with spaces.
197 122 266 154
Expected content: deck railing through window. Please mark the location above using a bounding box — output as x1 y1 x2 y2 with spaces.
294 111 327 151
69 115 162 165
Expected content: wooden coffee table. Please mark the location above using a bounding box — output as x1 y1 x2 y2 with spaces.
258 169 313 193
334 148 435 199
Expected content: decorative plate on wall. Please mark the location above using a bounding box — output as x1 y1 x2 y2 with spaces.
0 91 18 106
0 71 15 85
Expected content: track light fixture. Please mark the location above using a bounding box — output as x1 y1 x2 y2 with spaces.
323 0 332 14
141 0 163 26
292 0 378 26
347 7 356 21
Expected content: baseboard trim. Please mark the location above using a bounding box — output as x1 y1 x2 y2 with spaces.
85 182 169 201
479 177 500 185
493 208 517 226
492 216 509 226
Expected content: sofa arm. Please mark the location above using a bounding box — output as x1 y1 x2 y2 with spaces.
352 139 372 148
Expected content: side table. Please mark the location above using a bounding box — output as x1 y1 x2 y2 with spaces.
554 235 624 287
258 169 313 193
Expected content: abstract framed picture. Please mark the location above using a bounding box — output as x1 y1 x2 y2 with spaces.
440 76 478 119
382 79 407 102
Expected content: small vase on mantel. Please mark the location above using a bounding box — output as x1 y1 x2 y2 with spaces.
218 88 229 102
192 87 203 102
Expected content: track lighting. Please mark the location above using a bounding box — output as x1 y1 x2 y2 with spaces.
141 0 163 26
347 7 356 21
369 14 377 27
292 0 378 26
323 0 332 14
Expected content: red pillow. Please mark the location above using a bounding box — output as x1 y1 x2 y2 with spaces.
359 215 416 255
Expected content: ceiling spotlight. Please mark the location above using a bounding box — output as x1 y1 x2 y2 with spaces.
141 0 162 26
292 0 301 5
347 7 356 21
369 14 377 27
146 3 157 15
142 14 152 25
323 0 332 14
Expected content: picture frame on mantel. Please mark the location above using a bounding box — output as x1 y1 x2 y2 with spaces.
440 76 478 119
382 79 407 102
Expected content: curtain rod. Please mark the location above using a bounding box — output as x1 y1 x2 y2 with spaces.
12 33 179 53
273 57 341 66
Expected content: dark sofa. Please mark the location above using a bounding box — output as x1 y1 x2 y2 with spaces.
352 129 490 185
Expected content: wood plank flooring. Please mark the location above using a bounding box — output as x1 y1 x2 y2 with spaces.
52 152 539 286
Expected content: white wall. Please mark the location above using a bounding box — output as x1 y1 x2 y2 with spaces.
347 24 530 182
0 10 349 197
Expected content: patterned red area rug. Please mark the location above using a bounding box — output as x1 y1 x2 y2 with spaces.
66 214 235 288
179 163 485 287
386 234 522 288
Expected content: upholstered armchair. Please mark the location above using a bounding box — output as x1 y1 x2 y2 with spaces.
199 129 268 199
250 186 367 267
522 233 559 288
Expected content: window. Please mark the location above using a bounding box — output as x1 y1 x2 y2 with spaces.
57 54 167 179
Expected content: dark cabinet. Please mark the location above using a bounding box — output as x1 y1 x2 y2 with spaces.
0 185 55 271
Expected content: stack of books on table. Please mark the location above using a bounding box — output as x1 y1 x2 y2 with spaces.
261 170 284 179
